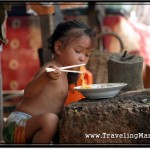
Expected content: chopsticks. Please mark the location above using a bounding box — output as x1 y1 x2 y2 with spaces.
58 70 83 73
45 64 85 73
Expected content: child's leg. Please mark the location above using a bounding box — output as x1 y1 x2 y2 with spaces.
25 113 59 144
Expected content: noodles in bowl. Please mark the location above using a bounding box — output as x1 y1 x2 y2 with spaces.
80 66 92 89
74 83 127 99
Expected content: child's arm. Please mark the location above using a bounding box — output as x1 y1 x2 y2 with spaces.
24 65 61 98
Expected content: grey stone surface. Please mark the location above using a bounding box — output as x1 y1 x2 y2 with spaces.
59 89 150 144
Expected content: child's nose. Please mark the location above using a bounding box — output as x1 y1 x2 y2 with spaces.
79 55 86 62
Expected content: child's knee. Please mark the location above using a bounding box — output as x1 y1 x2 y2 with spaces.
41 113 59 126
48 113 59 123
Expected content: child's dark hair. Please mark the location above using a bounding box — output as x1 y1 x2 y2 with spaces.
48 20 96 54
48 20 96 86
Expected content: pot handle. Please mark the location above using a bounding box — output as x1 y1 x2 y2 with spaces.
97 32 125 52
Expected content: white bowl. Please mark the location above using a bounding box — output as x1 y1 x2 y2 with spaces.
74 83 127 99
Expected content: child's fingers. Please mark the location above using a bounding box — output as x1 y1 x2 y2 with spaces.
48 69 61 80
53 68 61 74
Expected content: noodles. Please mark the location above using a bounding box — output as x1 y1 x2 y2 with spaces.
80 66 91 89
81 72 86 87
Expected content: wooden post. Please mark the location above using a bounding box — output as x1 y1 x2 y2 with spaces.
39 3 63 64
39 14 54 64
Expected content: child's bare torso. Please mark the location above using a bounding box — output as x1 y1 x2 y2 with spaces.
15 61 69 116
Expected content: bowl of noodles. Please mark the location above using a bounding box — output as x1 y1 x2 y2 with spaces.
74 83 127 99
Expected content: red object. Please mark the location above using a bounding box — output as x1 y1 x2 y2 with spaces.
65 67 93 106
102 15 150 88
102 15 150 66
1 16 41 90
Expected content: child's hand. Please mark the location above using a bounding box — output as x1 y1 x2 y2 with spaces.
47 65 61 80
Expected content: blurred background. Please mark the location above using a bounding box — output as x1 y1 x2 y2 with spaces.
1 2 150 141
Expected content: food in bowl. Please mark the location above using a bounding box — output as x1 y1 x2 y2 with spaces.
80 66 92 89
74 83 127 99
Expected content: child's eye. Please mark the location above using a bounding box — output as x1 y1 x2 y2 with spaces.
75 50 80 53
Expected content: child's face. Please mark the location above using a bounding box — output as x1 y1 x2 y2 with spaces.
56 35 94 69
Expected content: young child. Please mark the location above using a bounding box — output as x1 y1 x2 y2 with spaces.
3 20 96 144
